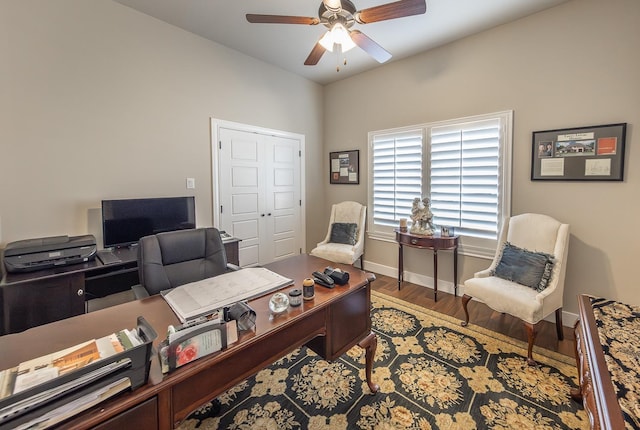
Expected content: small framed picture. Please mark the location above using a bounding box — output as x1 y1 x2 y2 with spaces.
329 150 359 184
440 226 454 237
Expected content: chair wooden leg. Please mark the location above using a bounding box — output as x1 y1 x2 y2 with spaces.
359 254 364 271
461 294 472 327
524 321 539 366
555 308 564 340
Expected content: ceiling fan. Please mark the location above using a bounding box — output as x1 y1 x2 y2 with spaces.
246 0 427 68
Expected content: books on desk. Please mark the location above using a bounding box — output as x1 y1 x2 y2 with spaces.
161 267 293 323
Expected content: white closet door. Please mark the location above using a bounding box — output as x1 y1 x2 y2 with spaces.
217 126 302 266
219 127 262 266
266 135 300 262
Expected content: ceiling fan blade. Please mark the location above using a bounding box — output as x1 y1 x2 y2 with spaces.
246 14 320 25
355 0 426 24
304 41 327 66
350 30 392 63
323 0 342 13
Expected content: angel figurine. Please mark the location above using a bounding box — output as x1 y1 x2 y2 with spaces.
409 197 435 235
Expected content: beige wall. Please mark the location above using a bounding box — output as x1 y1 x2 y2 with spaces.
323 0 640 314
0 0 325 248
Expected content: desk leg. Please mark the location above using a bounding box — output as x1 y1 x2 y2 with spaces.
397 244 403 290
453 246 458 297
433 249 438 302
158 389 172 430
358 331 379 394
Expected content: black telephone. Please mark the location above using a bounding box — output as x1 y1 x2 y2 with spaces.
323 266 350 285
312 271 335 288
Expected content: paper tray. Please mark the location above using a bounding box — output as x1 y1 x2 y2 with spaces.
0 316 157 429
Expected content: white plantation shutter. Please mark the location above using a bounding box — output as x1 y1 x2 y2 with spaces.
368 111 512 257
371 130 423 229
430 118 501 239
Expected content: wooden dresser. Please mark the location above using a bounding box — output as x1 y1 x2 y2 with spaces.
572 294 637 429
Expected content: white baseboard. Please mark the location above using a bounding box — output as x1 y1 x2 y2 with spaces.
363 259 578 328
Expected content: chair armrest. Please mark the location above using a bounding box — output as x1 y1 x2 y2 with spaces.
474 268 493 278
132 284 150 300
226 263 240 271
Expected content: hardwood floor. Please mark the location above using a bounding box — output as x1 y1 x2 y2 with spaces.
370 272 576 359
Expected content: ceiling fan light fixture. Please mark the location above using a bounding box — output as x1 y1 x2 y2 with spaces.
320 23 355 53
319 30 335 52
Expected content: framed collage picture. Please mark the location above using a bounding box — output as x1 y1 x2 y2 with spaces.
330 150 359 184
531 123 627 181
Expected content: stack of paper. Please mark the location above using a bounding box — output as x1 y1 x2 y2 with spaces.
162 267 293 322
12 377 131 430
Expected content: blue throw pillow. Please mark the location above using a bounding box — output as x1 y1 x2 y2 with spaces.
492 242 555 292
329 222 358 245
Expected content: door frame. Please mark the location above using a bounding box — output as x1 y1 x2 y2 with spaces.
210 118 306 258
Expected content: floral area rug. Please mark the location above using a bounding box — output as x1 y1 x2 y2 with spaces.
178 291 589 429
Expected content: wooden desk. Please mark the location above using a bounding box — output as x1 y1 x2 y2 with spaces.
0 254 378 429
395 229 458 302
0 239 240 334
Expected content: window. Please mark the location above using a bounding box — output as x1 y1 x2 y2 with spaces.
368 111 512 258
370 129 424 230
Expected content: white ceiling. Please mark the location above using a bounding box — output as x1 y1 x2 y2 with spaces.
113 0 568 85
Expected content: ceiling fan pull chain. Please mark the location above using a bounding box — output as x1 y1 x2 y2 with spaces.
338 56 347 71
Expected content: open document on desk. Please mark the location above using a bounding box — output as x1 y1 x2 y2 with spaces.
162 268 293 323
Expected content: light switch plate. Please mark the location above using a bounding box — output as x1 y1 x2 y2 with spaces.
186 178 195 189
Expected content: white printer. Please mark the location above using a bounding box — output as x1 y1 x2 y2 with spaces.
3 235 97 273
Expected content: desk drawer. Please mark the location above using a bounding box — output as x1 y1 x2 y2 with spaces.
397 233 435 248
91 397 157 430
397 233 457 249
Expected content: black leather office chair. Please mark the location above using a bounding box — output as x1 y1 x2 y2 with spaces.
132 227 237 299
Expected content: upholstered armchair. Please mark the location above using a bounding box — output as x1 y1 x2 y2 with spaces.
461 213 570 365
310 201 367 269
132 227 237 299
